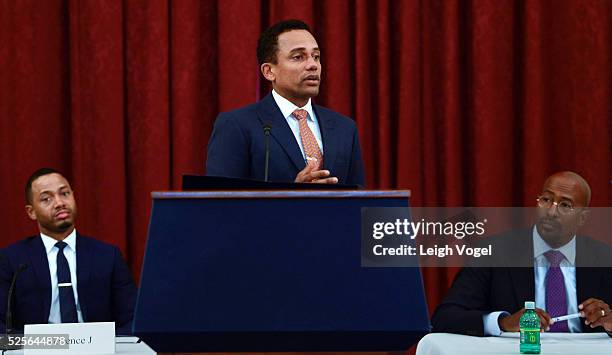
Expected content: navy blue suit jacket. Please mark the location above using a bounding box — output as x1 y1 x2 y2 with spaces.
206 93 365 186
0 234 136 334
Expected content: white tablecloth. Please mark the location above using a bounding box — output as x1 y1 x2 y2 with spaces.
416 332 612 355
114 341 156 354
6 338 156 355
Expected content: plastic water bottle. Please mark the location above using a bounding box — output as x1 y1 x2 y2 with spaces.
520 301 541 354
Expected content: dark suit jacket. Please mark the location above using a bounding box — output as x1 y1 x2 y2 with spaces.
206 93 365 186
0 234 137 334
431 229 612 336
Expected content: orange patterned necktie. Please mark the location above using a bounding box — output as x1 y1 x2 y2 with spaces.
292 109 324 170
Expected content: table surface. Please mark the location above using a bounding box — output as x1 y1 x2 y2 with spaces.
6 338 156 355
115 341 156 354
416 332 612 355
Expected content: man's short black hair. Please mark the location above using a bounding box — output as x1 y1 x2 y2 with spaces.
257 19 312 65
25 167 60 204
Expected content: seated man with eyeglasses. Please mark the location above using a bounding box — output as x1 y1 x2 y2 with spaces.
431 171 612 336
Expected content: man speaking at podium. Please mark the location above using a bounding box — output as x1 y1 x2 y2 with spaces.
206 20 365 186
0 168 136 334
431 171 612 337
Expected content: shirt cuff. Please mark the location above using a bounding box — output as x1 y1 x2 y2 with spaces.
483 311 510 336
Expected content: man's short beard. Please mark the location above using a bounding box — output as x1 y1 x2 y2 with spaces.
56 221 72 231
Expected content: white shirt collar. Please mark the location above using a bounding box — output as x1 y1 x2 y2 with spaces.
532 225 576 265
271 89 315 122
40 229 77 255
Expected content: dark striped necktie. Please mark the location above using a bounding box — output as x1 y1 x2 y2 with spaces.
55 241 78 323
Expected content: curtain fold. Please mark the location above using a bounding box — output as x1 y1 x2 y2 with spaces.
2 2 611 349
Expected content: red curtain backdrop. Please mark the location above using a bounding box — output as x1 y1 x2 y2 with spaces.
1 0 611 344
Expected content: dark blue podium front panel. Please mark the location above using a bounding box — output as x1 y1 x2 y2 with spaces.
134 191 428 352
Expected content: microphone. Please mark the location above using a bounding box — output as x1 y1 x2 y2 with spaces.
263 124 272 182
2 263 27 350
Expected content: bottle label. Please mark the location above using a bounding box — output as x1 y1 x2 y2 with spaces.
520 329 540 345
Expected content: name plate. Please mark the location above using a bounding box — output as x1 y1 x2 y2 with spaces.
24 322 115 354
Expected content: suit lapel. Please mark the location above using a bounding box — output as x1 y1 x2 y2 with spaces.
575 237 598 309
76 234 92 320
510 267 535 311
257 94 305 171
509 230 536 310
313 104 338 172
575 267 594 333
574 237 600 332
26 237 52 321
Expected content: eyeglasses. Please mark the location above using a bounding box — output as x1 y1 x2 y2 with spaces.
536 196 576 215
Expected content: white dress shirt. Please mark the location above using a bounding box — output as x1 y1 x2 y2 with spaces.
40 229 84 323
483 226 579 335
271 89 324 161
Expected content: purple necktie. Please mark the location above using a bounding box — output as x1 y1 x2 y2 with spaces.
545 250 569 332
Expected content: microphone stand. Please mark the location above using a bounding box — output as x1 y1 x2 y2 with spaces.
1 264 27 351
263 124 272 182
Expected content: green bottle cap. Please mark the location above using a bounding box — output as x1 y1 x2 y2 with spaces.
525 301 535 310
